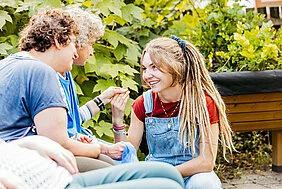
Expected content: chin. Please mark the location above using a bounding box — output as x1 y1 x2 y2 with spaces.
74 61 86 66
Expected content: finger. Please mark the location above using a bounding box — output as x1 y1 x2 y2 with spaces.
51 150 78 174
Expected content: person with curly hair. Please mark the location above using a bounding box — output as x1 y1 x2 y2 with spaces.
57 8 133 168
0 8 111 162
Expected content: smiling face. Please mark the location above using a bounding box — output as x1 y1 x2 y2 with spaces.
141 52 176 94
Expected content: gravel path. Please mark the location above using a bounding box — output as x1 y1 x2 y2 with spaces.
222 170 282 189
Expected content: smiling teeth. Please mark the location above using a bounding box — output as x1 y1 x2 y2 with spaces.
149 81 158 85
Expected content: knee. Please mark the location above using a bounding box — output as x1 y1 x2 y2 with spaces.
186 172 221 189
142 162 184 187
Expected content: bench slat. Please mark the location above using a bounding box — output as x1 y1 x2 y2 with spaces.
223 92 282 103
231 120 282 132
226 101 282 113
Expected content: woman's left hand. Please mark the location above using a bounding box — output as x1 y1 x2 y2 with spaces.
111 91 130 125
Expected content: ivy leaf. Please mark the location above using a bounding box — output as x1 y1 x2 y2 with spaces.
0 43 13 55
94 120 113 138
0 10 13 30
93 54 112 77
0 0 18 8
96 0 122 17
120 75 138 92
82 119 94 130
74 81 84 95
40 0 61 8
103 30 120 48
104 15 126 26
125 44 140 61
15 2 33 13
99 64 119 78
114 43 127 61
71 65 79 79
84 55 96 73
93 79 116 93
124 98 134 116
116 64 138 76
121 4 143 23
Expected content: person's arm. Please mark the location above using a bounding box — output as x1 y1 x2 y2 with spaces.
113 105 144 151
11 135 79 175
34 107 101 159
79 87 129 124
111 91 133 143
175 123 219 177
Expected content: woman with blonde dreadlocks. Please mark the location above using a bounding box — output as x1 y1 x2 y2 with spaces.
111 36 234 189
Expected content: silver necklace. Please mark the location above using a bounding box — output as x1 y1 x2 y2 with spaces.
159 98 180 129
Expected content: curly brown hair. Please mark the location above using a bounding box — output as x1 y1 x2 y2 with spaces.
19 8 79 52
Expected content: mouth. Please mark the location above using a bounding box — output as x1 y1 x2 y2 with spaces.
147 80 159 87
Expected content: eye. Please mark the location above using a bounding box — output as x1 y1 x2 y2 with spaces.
152 64 157 70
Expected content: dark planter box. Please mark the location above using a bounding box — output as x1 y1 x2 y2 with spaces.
211 70 282 172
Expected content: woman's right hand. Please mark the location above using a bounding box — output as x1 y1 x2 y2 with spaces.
111 90 130 125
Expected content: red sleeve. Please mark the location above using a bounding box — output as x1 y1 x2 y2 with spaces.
205 94 219 124
132 95 146 122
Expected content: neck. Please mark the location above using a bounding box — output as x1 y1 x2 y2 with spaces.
158 84 182 103
28 48 57 71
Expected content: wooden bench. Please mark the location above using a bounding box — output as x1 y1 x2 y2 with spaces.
223 92 282 172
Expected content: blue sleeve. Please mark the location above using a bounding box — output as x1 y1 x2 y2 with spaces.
26 64 68 119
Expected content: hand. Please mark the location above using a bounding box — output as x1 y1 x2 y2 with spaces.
101 142 125 160
12 136 79 175
99 87 129 104
111 91 130 125
76 134 93 144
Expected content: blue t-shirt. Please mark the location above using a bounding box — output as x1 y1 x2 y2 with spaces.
0 53 68 141
58 71 92 138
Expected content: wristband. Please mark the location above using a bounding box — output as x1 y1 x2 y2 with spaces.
112 128 127 135
112 124 125 131
93 96 105 111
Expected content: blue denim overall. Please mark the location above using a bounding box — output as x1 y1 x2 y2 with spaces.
143 90 221 189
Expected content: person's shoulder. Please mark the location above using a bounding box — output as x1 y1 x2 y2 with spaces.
135 94 144 103
204 91 214 104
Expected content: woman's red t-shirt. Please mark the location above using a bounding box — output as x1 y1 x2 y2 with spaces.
132 92 219 124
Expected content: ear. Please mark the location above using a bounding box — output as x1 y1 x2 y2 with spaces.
54 38 63 50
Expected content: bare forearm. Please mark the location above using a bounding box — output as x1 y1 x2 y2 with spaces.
61 138 101 158
176 156 215 177
114 132 128 143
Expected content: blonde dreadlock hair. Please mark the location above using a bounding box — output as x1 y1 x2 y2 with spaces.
140 37 234 160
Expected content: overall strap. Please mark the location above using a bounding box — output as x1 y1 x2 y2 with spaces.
143 90 153 115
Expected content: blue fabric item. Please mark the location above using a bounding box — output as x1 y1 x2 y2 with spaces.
121 142 139 163
171 35 186 50
114 142 138 164
58 72 92 138
0 53 67 142
143 90 199 165
143 90 221 189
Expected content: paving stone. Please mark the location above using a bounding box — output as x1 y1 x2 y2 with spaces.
222 170 282 189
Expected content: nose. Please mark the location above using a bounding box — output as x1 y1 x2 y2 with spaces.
73 51 79 59
143 71 153 80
